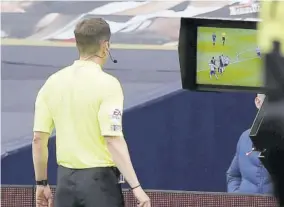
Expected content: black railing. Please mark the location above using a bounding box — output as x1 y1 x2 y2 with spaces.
1 185 278 207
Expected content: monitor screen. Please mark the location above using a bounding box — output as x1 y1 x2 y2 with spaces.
196 27 264 88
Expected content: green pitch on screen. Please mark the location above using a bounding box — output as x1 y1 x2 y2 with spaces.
196 27 264 87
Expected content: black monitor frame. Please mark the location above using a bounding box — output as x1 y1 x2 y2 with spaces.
178 17 265 93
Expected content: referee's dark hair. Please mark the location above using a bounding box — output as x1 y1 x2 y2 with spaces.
74 18 111 56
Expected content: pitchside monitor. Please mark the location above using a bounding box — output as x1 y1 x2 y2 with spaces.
179 18 264 92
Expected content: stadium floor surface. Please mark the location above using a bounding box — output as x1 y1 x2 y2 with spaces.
1 45 181 154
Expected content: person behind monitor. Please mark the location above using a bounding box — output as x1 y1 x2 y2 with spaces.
226 94 273 195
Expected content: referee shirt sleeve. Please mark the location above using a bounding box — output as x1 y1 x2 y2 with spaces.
33 84 54 134
98 78 124 137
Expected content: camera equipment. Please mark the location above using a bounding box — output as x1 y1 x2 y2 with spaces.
250 2 284 205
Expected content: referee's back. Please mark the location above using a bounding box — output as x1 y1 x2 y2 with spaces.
34 60 123 169
33 17 151 207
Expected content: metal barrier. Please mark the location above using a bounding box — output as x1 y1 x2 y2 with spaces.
1 185 278 207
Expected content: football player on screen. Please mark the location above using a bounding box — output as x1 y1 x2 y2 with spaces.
256 46 261 58
224 56 230 71
209 57 218 80
218 55 225 74
212 32 216 46
222 32 226 46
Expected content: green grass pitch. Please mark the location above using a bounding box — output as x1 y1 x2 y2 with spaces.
196 27 263 87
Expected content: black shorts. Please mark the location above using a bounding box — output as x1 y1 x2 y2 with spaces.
222 37 225 41
55 165 125 207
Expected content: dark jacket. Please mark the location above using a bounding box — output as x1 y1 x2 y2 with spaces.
226 129 273 194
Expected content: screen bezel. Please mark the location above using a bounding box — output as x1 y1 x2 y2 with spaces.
178 17 265 92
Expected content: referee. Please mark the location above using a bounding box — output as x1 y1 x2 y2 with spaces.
32 18 151 207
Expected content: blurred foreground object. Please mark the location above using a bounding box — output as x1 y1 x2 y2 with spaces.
252 1 284 206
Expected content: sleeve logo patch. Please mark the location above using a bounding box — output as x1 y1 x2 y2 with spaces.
111 109 122 120
110 124 122 132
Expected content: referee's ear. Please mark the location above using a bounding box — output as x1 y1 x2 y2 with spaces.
102 40 110 56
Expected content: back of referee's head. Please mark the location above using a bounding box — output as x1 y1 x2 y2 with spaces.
74 18 111 60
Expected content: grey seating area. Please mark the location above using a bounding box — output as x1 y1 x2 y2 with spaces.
1 45 181 154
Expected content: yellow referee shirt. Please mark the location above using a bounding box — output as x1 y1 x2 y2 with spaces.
222 33 226 38
33 60 124 169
